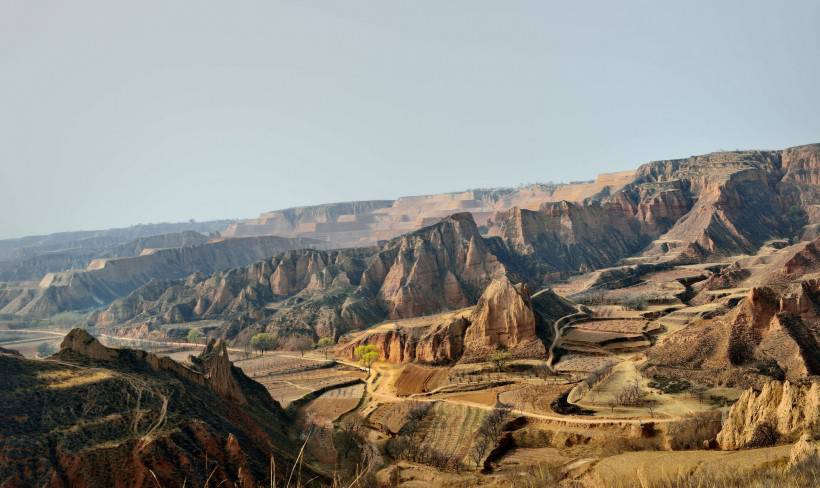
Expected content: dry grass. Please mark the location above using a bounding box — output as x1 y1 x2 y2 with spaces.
37 369 114 389
585 454 819 488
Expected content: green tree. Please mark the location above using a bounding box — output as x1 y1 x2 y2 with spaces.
317 337 334 359
250 332 278 355
490 349 511 372
354 344 379 374
36 342 56 358
186 328 203 345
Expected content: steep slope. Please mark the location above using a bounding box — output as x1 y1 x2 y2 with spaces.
3 235 322 317
361 212 509 318
488 201 649 280
0 330 318 487
627 149 792 256
780 143 820 232
647 239 820 385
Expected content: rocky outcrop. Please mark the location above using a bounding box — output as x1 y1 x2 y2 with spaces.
60 328 119 361
717 380 820 449
649 281 820 383
190 338 247 405
635 150 790 256
780 143 820 224
340 278 578 364
789 433 820 467
462 277 543 358
58 329 250 405
1 330 316 488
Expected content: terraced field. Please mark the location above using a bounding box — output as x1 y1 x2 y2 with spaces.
254 365 367 407
234 354 334 378
394 364 449 396
415 402 487 463
572 319 650 334
554 354 618 374
561 327 650 353
367 402 411 433
302 383 365 425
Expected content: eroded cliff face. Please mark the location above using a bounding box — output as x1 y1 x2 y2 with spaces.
221 180 632 248
717 380 820 450
79 144 820 346
487 148 808 278
59 329 251 405
95 214 514 342
340 277 575 364
0 330 315 488
780 143 820 224
462 276 543 358
488 202 647 280
631 150 791 256
365 213 508 319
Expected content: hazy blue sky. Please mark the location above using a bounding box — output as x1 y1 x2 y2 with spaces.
2 1 820 239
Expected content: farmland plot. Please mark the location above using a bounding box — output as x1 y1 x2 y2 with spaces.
415 403 487 464
254 365 367 407
394 364 449 396
302 383 365 425
234 354 334 378
367 402 416 434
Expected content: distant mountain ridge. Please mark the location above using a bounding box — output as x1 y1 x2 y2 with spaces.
0 235 323 317
89 143 820 345
223 172 636 248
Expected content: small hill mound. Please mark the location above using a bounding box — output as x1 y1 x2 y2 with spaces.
0 329 320 487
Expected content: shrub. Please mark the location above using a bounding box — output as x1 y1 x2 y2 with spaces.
186 328 203 344
746 421 779 448
250 332 278 354
490 349 511 372
755 359 786 381
648 375 692 394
